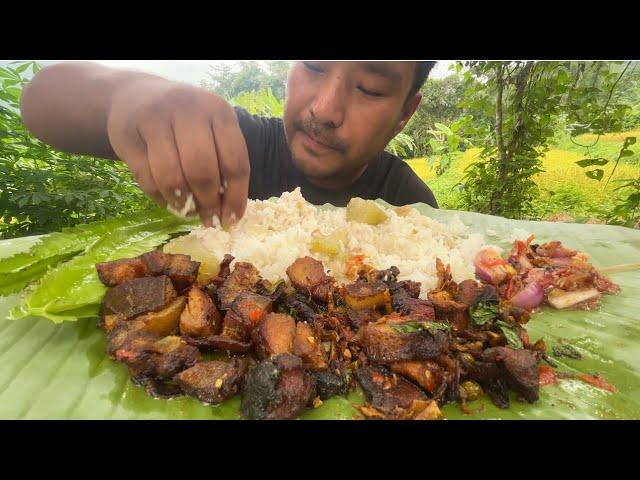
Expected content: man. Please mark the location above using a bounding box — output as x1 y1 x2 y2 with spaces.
20 61 438 229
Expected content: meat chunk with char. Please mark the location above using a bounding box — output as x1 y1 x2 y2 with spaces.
179 285 221 337
96 257 150 286
252 313 297 360
355 365 434 419
174 358 250 404
293 321 328 371
286 256 335 302
140 251 200 292
240 353 316 420
358 317 450 363
103 275 177 319
217 262 262 310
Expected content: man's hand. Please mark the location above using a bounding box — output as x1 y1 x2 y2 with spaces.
20 62 250 228
107 79 250 228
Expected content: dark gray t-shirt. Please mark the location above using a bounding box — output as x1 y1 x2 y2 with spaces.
234 107 439 208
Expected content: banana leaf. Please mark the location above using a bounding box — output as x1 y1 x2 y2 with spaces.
0 203 639 419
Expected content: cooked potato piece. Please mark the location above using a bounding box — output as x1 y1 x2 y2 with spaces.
138 296 186 336
96 257 150 286
346 198 389 225
103 276 177 319
252 313 296 360
174 358 250 404
309 228 347 258
286 256 334 302
141 251 200 292
293 322 328 371
179 286 221 337
344 281 392 311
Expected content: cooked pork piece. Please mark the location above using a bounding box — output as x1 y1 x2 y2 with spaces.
252 313 296 360
103 276 176 319
240 353 316 420
174 358 250 404
179 286 221 337
286 256 335 302
293 321 328 371
96 257 150 286
217 262 262 310
140 251 200 292
355 365 430 419
358 318 450 363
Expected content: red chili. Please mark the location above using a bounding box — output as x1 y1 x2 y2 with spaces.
578 374 617 393
538 365 558 386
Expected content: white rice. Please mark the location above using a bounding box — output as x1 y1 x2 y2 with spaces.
166 188 511 298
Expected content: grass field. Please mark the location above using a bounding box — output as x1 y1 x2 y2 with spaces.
406 130 640 223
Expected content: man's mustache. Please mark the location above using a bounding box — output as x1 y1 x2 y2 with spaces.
295 118 348 153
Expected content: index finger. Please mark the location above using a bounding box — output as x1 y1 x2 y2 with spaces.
210 109 250 228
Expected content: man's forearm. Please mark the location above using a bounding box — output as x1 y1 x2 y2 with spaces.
20 61 161 159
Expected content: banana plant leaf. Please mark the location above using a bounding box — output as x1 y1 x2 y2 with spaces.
1 203 639 419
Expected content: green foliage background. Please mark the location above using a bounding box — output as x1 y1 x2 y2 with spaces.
1 60 639 239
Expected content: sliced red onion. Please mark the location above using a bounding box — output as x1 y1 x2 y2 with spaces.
509 282 544 310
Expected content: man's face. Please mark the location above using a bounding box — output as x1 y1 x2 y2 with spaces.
283 61 421 187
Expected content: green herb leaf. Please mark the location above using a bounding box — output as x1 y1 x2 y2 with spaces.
469 300 499 327
391 321 451 335
496 320 523 349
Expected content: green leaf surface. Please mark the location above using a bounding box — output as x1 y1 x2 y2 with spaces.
1 203 639 419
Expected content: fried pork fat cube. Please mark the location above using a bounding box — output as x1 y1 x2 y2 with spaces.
293 321 328 371
103 276 177 320
358 316 450 363
175 358 250 404
389 360 446 395
286 256 335 302
107 324 200 381
221 291 273 341
217 262 262 310
240 353 316 420
179 285 221 337
96 257 149 287
252 313 296 360
96 251 200 292
140 251 200 292
355 365 442 420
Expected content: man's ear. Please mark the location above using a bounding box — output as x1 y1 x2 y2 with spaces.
392 92 422 136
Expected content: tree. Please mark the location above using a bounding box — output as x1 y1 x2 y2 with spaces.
404 73 469 157
457 61 636 219
201 61 291 99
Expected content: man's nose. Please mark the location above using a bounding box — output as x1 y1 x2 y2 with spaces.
309 74 347 129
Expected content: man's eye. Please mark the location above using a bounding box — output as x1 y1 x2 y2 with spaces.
303 62 324 73
357 86 383 97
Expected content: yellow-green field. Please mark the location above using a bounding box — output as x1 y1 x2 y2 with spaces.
406 133 640 223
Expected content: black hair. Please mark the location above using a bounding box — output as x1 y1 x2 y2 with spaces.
408 61 437 98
